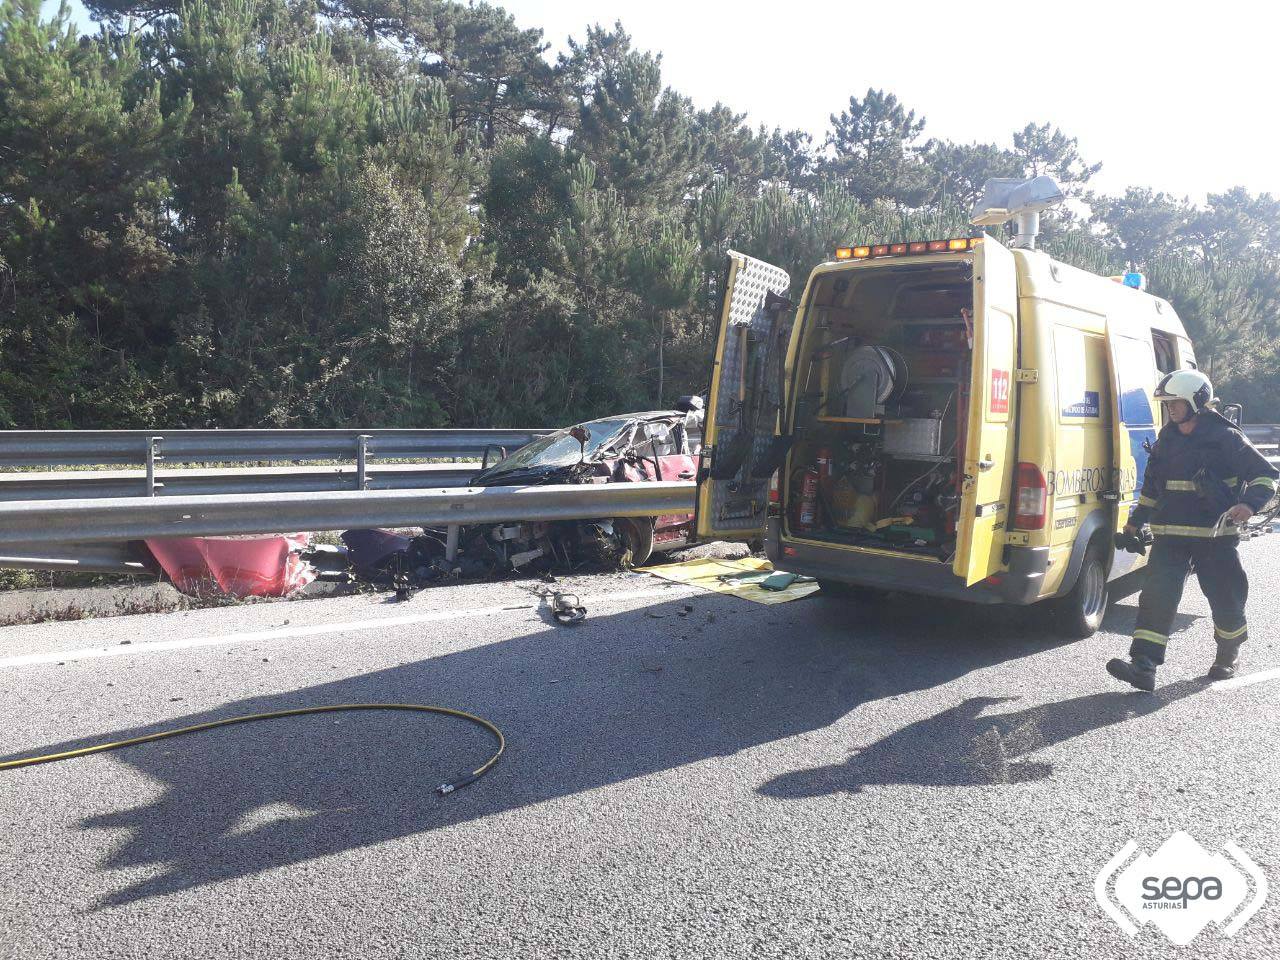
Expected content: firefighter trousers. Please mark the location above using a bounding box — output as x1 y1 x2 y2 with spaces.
1130 535 1248 666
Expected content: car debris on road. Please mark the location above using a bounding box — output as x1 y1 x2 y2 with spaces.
145 534 316 598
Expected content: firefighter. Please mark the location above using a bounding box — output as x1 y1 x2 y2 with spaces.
1107 369 1278 691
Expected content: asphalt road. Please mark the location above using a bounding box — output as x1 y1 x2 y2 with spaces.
1 538 1278 959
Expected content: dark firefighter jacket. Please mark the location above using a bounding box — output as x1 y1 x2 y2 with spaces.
1129 410 1279 537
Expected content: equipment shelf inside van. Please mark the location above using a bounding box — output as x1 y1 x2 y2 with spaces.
787 260 973 562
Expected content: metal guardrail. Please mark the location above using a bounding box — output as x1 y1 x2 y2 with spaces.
1243 424 1279 464
0 541 149 575
0 428 549 468
0 463 480 502
0 483 698 546
0 426 697 576
1242 424 1278 440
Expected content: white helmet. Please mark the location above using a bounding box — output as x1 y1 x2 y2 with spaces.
1154 369 1213 414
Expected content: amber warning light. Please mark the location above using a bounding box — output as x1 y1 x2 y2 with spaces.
836 237 981 260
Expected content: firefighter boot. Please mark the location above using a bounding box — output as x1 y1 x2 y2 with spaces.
1208 641 1242 681
1106 655 1158 692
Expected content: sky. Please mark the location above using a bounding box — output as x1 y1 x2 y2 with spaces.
46 0 1280 202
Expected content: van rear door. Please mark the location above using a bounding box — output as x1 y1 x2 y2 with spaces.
1103 328 1159 536
954 236 1018 586
693 250 792 542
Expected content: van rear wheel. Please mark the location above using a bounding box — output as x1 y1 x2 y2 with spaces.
1051 548 1108 638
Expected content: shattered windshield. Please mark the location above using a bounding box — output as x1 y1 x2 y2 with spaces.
481 419 632 475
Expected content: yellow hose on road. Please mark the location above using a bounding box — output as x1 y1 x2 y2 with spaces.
0 703 505 795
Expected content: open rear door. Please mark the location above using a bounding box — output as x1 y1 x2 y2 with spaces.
954 236 1018 586
1103 327 1159 569
693 250 792 542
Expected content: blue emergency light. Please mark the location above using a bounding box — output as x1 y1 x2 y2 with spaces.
1123 271 1146 291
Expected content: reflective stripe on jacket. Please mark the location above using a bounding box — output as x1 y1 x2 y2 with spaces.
1128 411 1279 536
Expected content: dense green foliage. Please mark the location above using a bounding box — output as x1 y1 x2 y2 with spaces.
2 0 1278 427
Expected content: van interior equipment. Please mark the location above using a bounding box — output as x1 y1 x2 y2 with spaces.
785 253 979 561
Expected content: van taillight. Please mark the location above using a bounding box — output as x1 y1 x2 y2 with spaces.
1013 462 1047 530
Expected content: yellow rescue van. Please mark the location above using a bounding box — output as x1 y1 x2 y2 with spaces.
692 176 1196 636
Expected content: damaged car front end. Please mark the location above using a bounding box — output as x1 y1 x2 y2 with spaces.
455 401 703 572
333 400 704 587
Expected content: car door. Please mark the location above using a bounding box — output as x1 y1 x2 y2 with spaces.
643 420 698 536
693 250 792 542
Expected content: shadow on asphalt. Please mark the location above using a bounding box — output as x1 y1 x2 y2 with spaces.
0 589 1169 908
757 677 1210 797
1101 602 1203 636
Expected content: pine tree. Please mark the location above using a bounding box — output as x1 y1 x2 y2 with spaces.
822 89 932 206
923 140 1022 211
569 42 701 209
0 0 188 426
1011 122 1101 190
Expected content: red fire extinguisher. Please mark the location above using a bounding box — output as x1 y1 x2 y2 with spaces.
815 446 833 490
794 467 820 531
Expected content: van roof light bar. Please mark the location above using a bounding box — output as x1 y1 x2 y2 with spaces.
970 175 1065 250
833 237 980 260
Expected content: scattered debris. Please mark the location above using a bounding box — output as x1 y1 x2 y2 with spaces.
306 543 352 581
146 534 315 599
642 557 820 605
339 529 411 580
549 592 587 625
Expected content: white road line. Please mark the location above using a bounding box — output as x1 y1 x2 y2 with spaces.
0 585 695 669
1209 666 1280 691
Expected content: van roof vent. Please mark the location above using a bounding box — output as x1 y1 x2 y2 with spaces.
970 175 1064 250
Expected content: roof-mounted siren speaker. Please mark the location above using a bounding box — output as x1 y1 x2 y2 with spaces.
970 175 1065 250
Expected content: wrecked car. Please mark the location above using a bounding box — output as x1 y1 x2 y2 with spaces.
462 399 703 569
148 402 705 597
336 399 704 583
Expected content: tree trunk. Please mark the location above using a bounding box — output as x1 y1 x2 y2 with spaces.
657 312 665 407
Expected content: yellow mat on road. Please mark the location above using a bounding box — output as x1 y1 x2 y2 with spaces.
642 556 820 605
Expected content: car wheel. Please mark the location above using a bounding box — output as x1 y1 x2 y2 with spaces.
617 519 654 567
1051 545 1109 638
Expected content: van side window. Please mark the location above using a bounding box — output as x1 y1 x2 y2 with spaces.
1053 325 1106 423
1112 335 1158 428
1151 330 1178 373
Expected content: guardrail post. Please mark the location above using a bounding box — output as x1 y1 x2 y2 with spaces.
445 524 460 562
145 436 164 497
356 434 371 490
